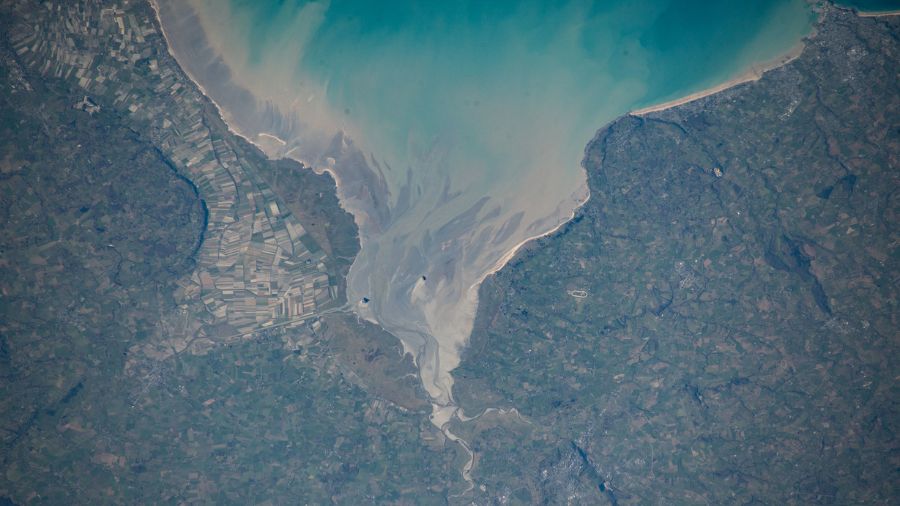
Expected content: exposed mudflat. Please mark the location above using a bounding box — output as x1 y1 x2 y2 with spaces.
153 0 812 413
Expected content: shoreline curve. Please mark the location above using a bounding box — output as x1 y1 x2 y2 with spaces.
631 41 806 116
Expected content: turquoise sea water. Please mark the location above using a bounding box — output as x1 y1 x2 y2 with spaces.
173 0 814 409
213 0 812 196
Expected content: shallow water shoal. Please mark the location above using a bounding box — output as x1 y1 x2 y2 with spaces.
155 0 813 413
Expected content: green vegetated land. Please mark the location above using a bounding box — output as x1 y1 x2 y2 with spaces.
0 0 898 505
453 6 899 504
0 0 465 503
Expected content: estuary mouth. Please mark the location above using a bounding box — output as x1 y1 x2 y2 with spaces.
154 0 813 413
7 0 896 502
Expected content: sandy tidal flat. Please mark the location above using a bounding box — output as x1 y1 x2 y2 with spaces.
152 0 814 420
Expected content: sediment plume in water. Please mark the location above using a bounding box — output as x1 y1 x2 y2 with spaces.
152 0 812 417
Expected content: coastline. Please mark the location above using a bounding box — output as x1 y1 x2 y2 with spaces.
148 0 838 487
631 41 806 116
149 2 245 154
148 0 361 240
470 189 591 299
632 5 900 116
858 9 900 17
151 0 457 430
150 0 818 415
150 0 590 416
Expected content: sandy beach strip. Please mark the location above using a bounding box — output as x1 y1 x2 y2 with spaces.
633 6 899 116
630 41 806 116
148 1 252 151
471 189 591 293
149 2 287 161
149 0 357 209
858 9 900 17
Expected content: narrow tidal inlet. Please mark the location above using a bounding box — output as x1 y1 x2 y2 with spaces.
153 0 813 422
